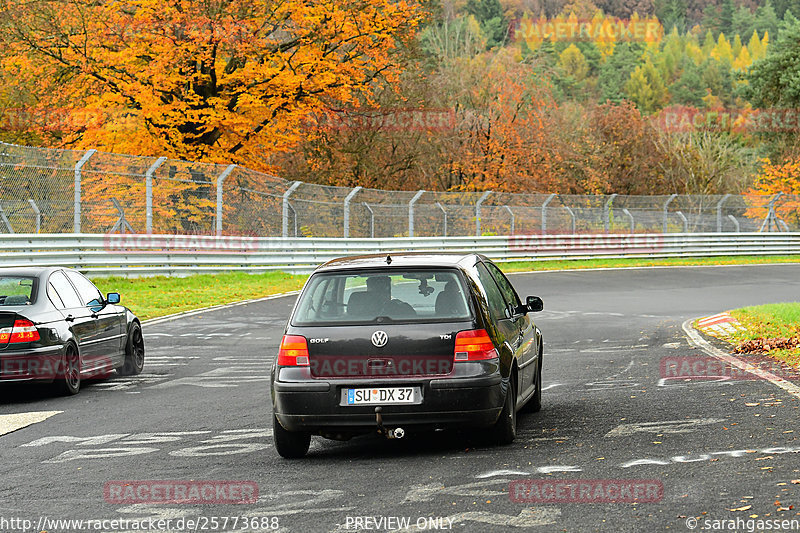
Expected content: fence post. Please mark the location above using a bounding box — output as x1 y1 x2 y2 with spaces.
343 186 362 238
282 181 302 238
475 191 491 236
409 190 425 237
215 164 237 236
0 204 13 233
715 194 731 233
363 202 375 238
727 215 740 232
604 194 618 233
622 208 634 234
504 206 515 235
675 211 688 233
145 156 167 234
28 199 40 234
663 194 677 233
541 194 555 235
435 202 447 237
109 198 135 234
563 206 576 234
759 192 784 232
73 149 96 233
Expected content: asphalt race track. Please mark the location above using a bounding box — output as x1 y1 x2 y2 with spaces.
1 264 800 533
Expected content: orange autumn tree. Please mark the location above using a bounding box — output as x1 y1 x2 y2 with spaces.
745 158 800 228
0 0 423 166
0 0 422 233
445 52 566 193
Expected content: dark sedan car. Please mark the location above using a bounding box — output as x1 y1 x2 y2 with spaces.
270 253 544 458
0 267 144 395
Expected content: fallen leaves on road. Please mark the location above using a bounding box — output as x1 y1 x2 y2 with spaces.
728 505 752 512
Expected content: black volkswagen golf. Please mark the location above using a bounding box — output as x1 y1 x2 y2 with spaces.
271 253 544 458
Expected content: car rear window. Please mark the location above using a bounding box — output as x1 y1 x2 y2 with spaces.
0 276 35 306
292 269 472 325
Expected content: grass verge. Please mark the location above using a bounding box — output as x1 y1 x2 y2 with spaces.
93 271 307 321
728 303 800 368
89 255 799 322
502 254 800 272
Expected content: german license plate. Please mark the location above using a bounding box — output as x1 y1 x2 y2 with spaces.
346 387 414 405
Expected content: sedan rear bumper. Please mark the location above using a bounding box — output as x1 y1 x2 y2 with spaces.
0 345 64 382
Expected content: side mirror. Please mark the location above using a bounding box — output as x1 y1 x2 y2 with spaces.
106 292 121 304
526 296 543 313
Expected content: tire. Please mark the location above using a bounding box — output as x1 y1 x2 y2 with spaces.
56 343 81 396
493 378 516 445
273 415 311 459
118 322 144 376
528 359 543 413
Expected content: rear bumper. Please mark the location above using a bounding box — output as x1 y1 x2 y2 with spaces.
0 345 64 382
272 365 506 434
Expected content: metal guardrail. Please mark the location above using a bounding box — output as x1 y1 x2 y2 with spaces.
0 233 798 276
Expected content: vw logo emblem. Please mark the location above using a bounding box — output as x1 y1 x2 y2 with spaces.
371 331 388 348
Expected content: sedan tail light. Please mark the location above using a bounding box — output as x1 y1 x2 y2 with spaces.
454 329 498 362
277 335 310 366
0 318 41 344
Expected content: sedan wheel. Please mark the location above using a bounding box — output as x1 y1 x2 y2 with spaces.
273 415 311 459
493 379 516 445
528 360 543 413
118 322 145 376
57 343 81 396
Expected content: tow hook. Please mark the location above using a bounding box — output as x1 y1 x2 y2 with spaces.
374 407 405 439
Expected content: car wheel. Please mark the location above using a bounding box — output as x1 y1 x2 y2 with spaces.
56 343 81 396
528 359 543 413
118 322 144 376
273 415 311 459
493 378 516 445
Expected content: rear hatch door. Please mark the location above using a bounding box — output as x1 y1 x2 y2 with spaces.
306 323 467 379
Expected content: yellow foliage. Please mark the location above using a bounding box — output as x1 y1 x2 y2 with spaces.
733 46 753 72
0 0 424 171
746 158 800 226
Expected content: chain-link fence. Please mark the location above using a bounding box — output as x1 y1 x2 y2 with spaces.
1 142 798 237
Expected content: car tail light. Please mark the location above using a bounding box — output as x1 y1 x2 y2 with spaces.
454 329 498 362
277 335 310 366
0 319 41 344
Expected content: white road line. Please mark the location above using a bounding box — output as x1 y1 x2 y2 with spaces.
475 470 530 478
605 418 726 438
0 411 62 436
682 318 800 399
541 383 562 391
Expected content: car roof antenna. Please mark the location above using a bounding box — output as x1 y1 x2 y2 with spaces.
386 254 392 264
